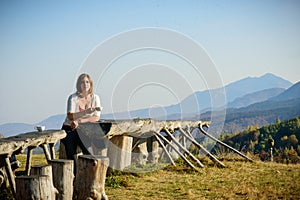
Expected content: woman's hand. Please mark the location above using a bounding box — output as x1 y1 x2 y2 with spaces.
71 120 79 130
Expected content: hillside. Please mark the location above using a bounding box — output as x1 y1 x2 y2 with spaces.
270 81 300 101
227 88 285 108
219 117 300 162
199 80 300 133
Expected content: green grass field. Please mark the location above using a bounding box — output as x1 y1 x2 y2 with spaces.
8 154 299 200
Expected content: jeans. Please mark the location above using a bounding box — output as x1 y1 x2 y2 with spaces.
61 125 91 160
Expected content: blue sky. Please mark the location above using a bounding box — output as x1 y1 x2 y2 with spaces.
0 0 299 124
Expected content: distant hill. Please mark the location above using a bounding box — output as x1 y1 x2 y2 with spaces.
227 88 285 108
224 73 291 102
0 114 65 137
102 73 292 119
222 98 300 133
201 81 300 133
0 123 35 137
270 81 300 101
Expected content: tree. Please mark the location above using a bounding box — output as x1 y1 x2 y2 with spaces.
276 117 281 124
289 134 299 147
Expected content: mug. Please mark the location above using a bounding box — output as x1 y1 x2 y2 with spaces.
35 125 45 132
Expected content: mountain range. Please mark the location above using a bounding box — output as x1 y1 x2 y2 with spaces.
1 73 299 137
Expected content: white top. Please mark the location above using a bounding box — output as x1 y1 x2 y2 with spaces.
63 93 101 125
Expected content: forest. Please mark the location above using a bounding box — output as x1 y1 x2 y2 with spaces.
215 116 300 163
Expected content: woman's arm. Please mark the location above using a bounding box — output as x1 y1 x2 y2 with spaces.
67 107 95 121
68 111 100 130
77 115 100 123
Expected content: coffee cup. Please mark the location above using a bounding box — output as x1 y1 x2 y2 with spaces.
35 125 45 132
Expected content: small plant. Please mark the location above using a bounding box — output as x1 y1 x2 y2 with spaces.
105 176 129 188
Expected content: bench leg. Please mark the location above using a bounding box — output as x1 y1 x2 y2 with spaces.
41 144 52 162
25 146 34 176
49 143 56 160
4 156 16 198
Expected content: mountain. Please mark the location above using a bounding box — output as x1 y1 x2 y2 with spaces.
102 73 292 119
223 98 300 133
227 88 285 108
269 81 300 101
224 73 292 102
200 82 300 133
0 114 66 137
0 123 36 137
37 114 66 129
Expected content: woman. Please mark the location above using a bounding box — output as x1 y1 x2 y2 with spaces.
61 73 102 160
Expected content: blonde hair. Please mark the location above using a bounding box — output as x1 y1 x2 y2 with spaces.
76 73 94 97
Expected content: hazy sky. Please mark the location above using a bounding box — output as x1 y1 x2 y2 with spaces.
0 0 299 124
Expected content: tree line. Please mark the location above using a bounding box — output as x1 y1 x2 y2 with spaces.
216 116 300 163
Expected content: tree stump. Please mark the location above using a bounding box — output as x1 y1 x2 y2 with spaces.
49 159 74 200
15 175 54 200
30 164 58 200
73 155 109 200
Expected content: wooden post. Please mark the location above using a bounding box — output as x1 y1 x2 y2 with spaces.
132 138 148 165
25 146 34 176
147 136 160 164
163 129 204 168
16 175 54 200
108 135 132 170
153 134 176 166
49 143 56 159
199 124 254 162
73 155 109 200
154 132 197 170
179 128 226 167
4 156 16 197
41 143 52 162
49 159 74 200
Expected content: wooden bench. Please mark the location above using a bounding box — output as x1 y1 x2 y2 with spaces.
0 129 66 198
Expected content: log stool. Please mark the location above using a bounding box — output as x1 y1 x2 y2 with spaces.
73 155 109 200
15 175 55 200
49 159 74 200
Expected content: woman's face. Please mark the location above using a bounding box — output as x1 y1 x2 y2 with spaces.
81 77 91 93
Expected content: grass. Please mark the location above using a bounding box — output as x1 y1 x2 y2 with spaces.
4 154 300 199
106 159 300 200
